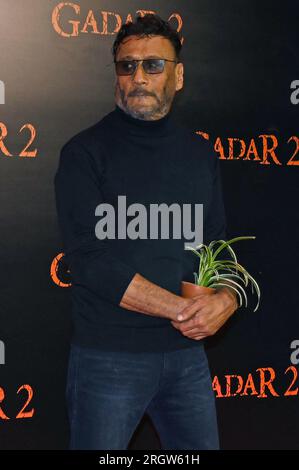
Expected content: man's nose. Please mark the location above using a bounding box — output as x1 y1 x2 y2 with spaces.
132 62 148 83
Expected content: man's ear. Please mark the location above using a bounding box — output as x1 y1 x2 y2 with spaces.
175 62 184 91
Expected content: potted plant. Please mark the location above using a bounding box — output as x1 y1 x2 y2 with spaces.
182 236 261 311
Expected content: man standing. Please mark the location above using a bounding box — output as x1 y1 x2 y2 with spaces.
54 14 238 450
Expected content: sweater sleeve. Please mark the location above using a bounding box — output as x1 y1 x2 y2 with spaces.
54 139 137 306
183 143 228 282
203 147 227 245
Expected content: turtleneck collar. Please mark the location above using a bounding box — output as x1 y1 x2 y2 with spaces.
109 103 176 137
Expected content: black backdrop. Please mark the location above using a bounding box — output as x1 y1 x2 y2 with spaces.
0 0 298 450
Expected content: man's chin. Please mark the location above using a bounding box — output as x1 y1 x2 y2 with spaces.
127 106 157 120
128 100 154 112
129 95 154 104
130 94 153 98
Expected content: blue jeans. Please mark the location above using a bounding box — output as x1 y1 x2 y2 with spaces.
66 343 219 450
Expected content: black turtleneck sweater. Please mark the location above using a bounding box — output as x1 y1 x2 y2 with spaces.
54 104 227 352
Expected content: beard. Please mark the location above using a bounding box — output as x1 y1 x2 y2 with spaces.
115 83 173 121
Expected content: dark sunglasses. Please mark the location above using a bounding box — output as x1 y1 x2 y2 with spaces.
114 58 178 76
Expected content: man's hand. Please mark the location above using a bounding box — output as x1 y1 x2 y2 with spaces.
170 288 238 340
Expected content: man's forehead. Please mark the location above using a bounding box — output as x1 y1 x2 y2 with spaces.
117 35 174 58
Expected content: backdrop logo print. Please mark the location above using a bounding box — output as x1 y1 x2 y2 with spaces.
196 131 299 166
213 365 299 398
50 253 71 288
0 122 38 158
95 196 203 249
0 340 5 365
290 340 299 365
0 81 4 104
51 4 183 39
290 80 299 105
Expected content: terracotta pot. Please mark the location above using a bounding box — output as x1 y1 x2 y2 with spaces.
181 281 216 298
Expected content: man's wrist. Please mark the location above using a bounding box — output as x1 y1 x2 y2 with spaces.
172 296 192 321
216 286 239 311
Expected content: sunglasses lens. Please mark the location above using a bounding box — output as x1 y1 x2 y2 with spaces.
115 59 165 75
143 59 165 74
115 61 135 75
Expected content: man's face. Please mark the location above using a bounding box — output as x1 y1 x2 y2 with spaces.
114 34 184 120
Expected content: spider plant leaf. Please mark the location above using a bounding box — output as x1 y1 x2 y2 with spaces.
194 243 205 250
185 236 260 311
205 263 238 275
208 240 225 250
208 273 247 285
201 267 221 286
212 236 256 261
209 282 245 308
184 246 202 259
211 277 248 302
214 261 251 283
210 239 239 263
241 272 261 311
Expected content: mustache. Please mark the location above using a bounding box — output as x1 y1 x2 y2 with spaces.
129 90 155 97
